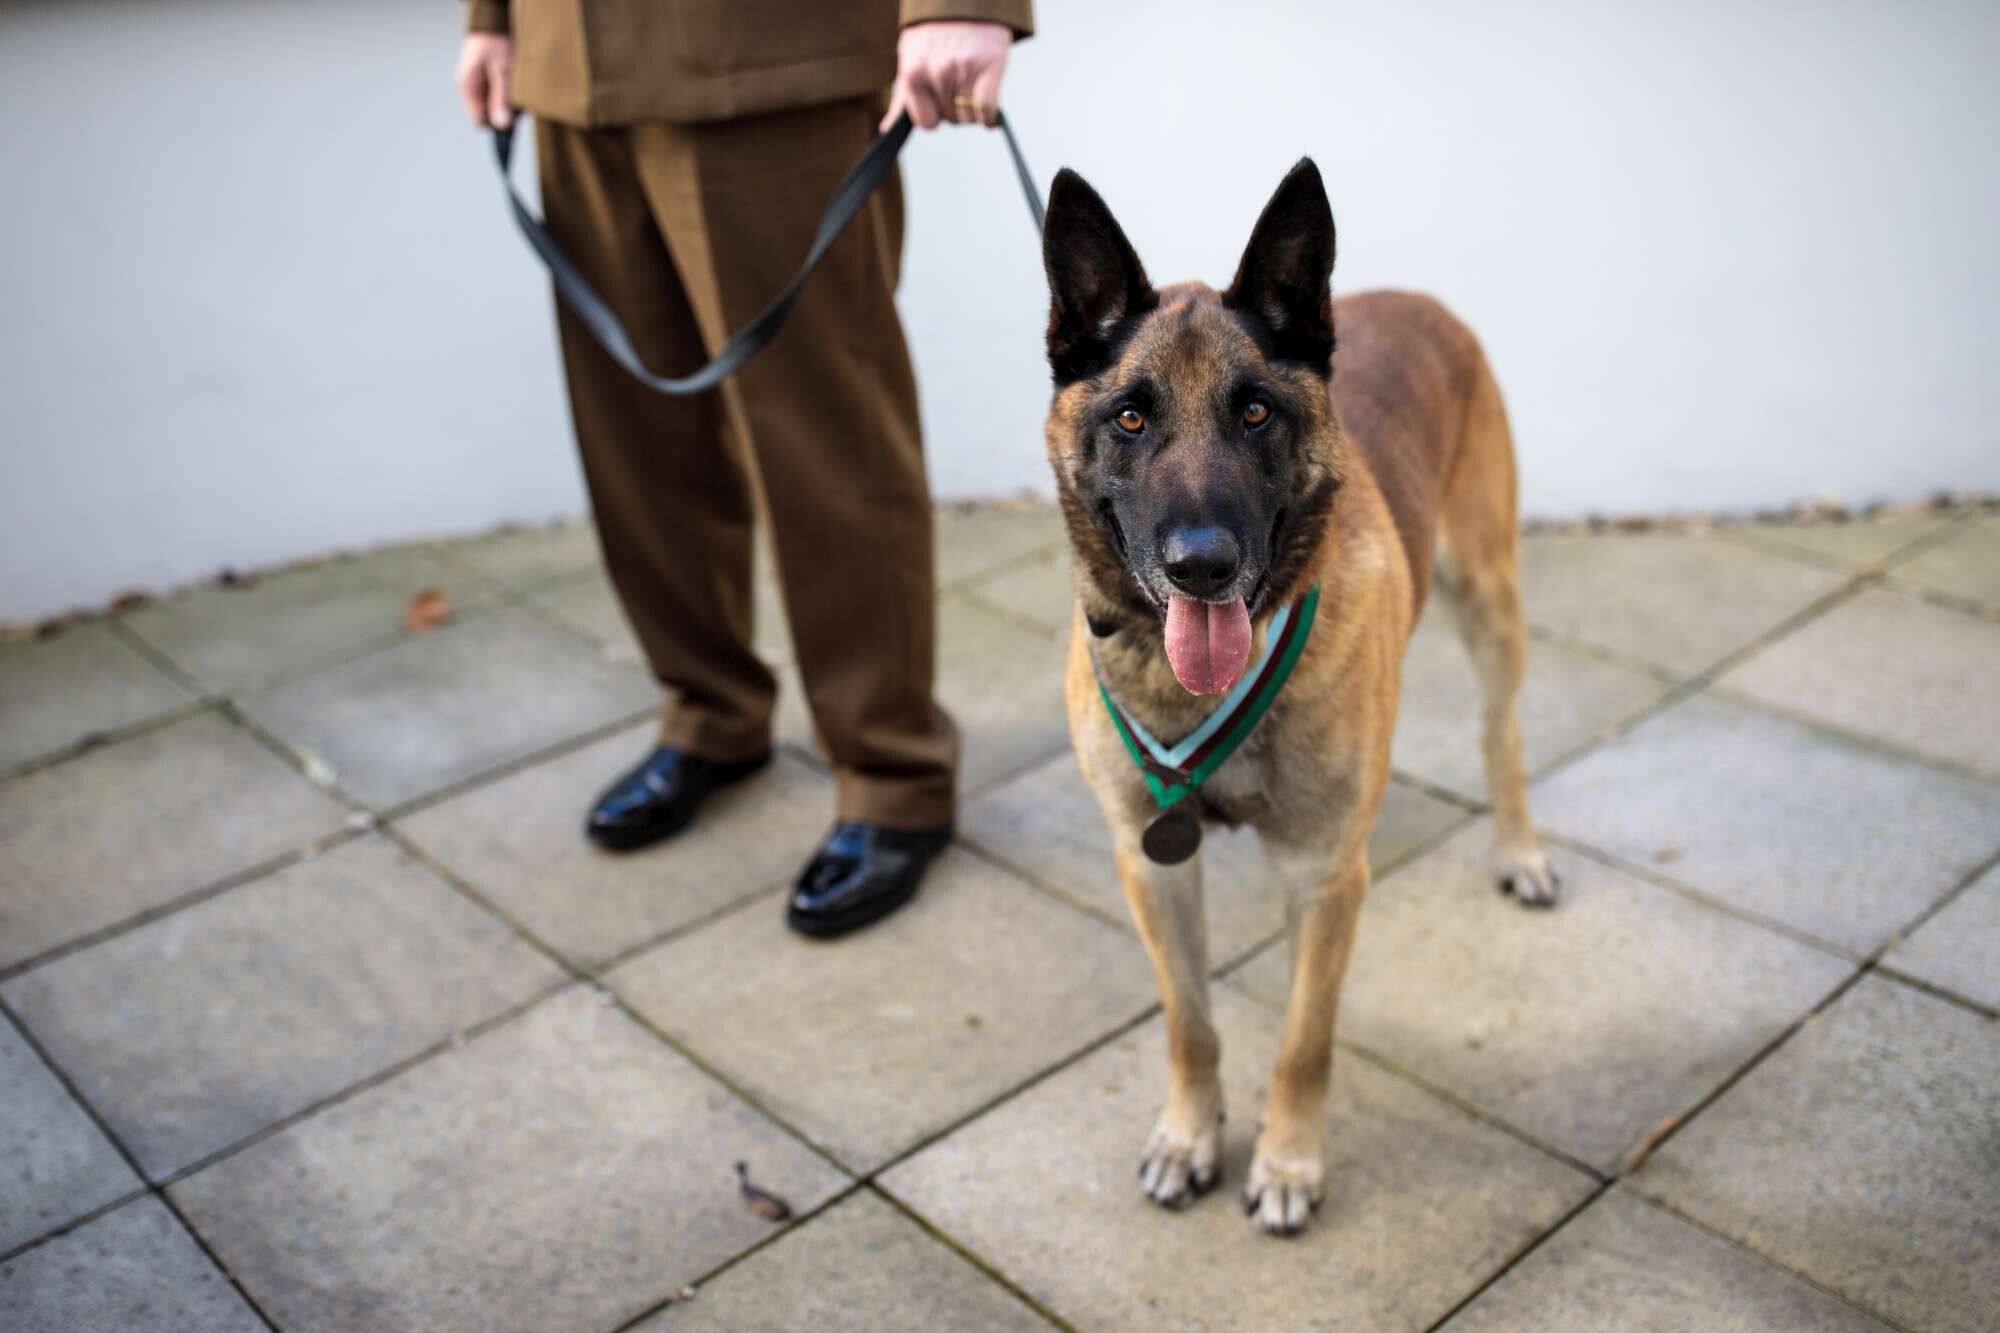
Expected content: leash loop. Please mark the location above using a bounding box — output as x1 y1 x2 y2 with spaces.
493 110 1043 396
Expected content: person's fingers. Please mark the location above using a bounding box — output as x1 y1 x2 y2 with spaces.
881 82 908 131
486 53 513 129
968 54 1006 128
457 61 489 127
904 67 944 130
948 57 982 123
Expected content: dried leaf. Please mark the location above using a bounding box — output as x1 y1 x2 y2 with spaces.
735 1161 793 1222
1624 1112 1682 1173
108 590 154 615
403 588 451 634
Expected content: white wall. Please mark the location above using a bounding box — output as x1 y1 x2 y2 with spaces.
4 1 1997 620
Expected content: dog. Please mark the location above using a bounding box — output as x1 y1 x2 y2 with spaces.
1040 158 1558 1236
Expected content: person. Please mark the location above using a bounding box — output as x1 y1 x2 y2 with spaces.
454 1 1032 938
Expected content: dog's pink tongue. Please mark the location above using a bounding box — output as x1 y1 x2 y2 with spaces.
1164 596 1253 695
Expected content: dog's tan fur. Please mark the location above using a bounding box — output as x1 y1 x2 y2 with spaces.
1050 286 1555 1235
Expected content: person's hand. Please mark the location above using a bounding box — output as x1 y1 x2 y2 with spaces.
882 21 1011 131
455 34 516 129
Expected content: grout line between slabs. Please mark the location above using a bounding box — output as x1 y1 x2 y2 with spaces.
1416 957 1876 1331
602 1178 874 1333
0 696 215 786
1617 1187 1924 1333
0 1000 283 1331
1533 832 1868 963
868 1184 1080 1333
1706 505 1974 577
937 536 1068 599
146 980 577 1194
1420 1179 1616 1332
1701 680 2000 790
0 832 366 988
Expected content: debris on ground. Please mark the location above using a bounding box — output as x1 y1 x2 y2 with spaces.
1624 1112 1682 1173
403 588 452 633
735 1161 793 1222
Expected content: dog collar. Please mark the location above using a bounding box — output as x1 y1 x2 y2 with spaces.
1092 586 1321 864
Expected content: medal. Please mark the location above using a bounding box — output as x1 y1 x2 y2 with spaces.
1142 806 1202 864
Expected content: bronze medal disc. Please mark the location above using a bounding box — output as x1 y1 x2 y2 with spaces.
1142 806 1202 865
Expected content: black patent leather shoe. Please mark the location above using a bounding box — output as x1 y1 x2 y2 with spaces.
786 821 953 938
585 746 771 852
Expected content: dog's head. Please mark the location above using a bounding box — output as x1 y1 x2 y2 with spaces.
1041 159 1343 696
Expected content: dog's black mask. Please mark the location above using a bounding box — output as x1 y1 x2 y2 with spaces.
1041 160 1340 692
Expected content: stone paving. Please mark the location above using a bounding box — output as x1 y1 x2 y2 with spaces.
2 505 1996 1332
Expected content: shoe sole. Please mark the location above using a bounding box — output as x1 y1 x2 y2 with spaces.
584 751 773 853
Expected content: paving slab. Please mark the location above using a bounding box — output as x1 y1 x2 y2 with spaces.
438 517 604 587
1883 861 2000 1011
1531 694 2000 955
963 546 1073 637
1520 532 1845 676
0 713 346 972
1890 514 2000 607
608 849 1158 1172
1719 515 1950 570
1441 1188 1893 1332
0 1019 139 1255
401 725 835 969
1393 610 1667 798
171 986 847 1333
1720 586 2000 781
236 607 658 810
1232 821 1851 1170
1630 974 2000 1333
0 1196 264 1333
777 596 1070 796
120 544 496 690
962 752 1467 966
4 837 563 1178
0 623 195 773
528 566 791 668
883 988 1591 1333
641 1190 1051 1332
934 505 1064 587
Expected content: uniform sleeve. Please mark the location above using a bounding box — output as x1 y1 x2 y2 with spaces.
899 0 1034 40
465 0 510 36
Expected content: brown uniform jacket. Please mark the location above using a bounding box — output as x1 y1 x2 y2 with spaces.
466 0 1035 126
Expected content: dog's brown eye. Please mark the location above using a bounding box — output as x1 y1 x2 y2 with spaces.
1115 408 1146 434
1242 400 1271 428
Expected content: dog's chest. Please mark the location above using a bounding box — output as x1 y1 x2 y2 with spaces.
1192 726 1283 827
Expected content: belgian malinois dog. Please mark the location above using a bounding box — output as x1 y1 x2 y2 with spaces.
1041 159 1558 1236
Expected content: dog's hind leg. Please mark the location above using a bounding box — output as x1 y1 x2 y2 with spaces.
1436 355 1559 906
1245 843 1367 1236
1116 843 1226 1209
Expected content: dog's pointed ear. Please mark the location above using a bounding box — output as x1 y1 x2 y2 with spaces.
1044 168 1156 385
1225 158 1336 376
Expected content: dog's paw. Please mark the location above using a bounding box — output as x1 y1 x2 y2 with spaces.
1494 846 1560 908
1242 1141 1323 1237
1138 1106 1223 1210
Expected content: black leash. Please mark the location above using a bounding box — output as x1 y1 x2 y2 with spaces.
493 110 1044 396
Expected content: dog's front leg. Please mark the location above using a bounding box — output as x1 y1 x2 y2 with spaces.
1115 841 1225 1209
1246 845 1367 1236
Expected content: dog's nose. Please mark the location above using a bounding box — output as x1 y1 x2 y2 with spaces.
1161 527 1241 597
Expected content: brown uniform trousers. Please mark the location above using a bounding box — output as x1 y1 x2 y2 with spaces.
469 1 1033 830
